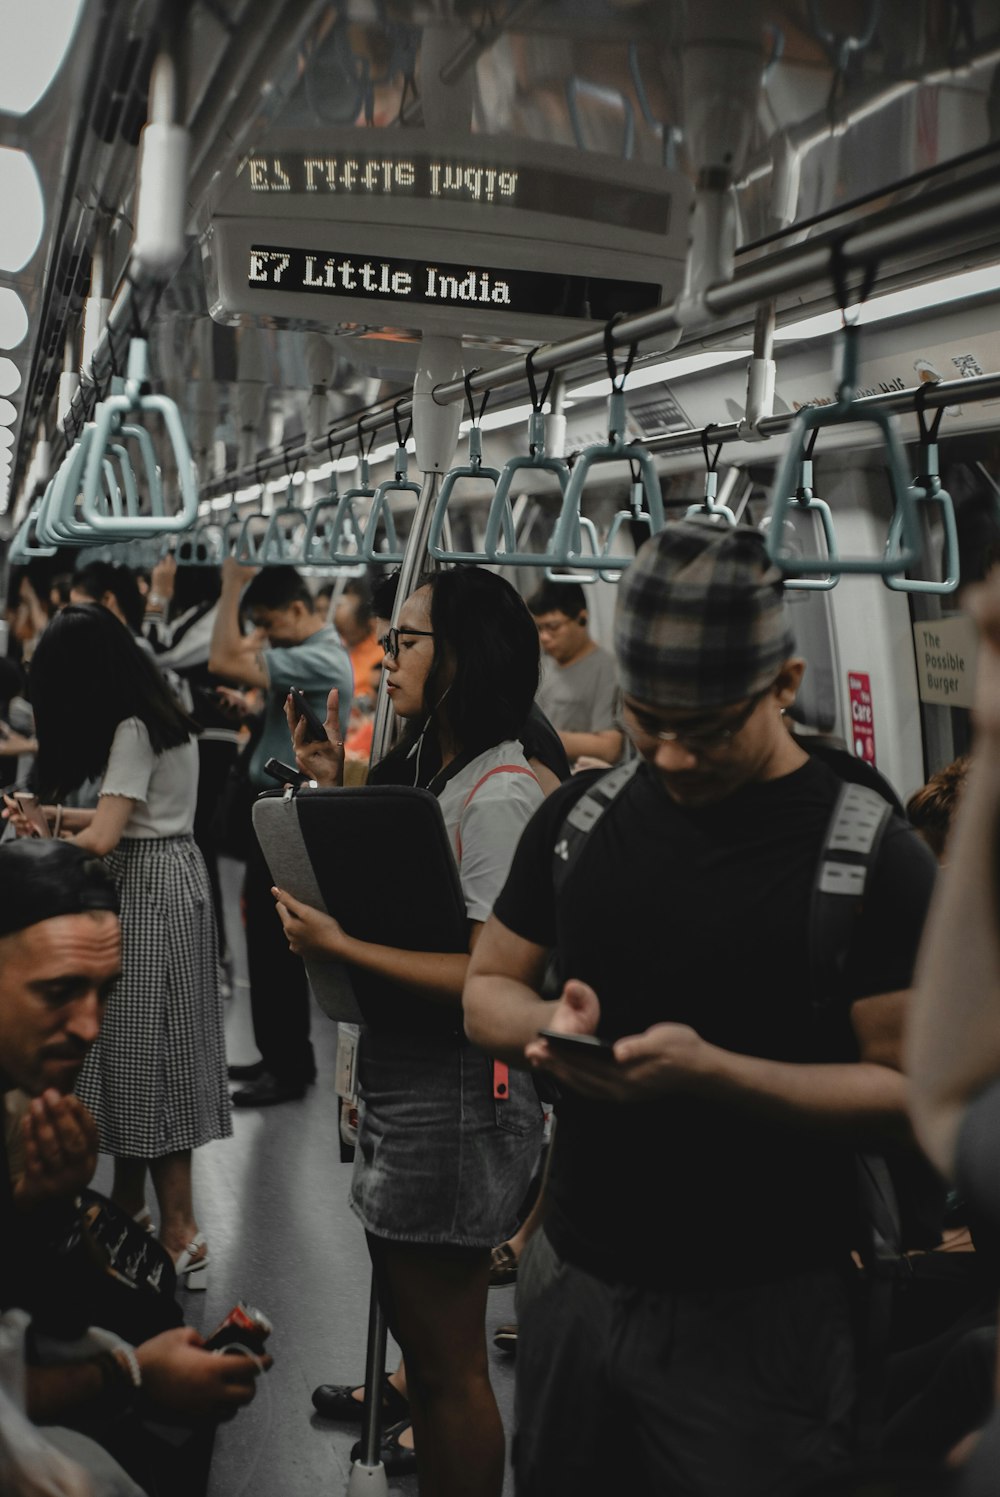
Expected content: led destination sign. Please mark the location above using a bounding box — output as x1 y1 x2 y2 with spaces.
243 152 671 235
248 244 659 321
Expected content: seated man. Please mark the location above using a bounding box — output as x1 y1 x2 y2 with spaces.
0 839 267 1494
527 581 623 769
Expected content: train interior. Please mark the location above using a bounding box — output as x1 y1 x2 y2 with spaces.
3 1 1000 1492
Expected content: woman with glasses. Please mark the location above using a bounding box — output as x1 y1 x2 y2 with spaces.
273 566 545 1497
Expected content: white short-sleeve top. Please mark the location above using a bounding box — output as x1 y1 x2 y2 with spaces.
99 716 199 839
435 740 543 924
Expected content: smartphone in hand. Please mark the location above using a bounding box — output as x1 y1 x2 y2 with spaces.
288 688 329 744
538 1029 616 1063
263 757 311 789
13 792 51 839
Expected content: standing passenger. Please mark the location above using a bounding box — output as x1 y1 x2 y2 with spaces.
527 581 623 769
15 604 230 1284
209 558 353 1105
274 567 545 1497
466 520 938 1497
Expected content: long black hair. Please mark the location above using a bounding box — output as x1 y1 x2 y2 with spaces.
372 567 540 785
30 604 198 797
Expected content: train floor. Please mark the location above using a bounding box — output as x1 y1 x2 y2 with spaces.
97 855 519 1497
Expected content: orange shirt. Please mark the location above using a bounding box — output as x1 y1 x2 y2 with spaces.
348 631 384 702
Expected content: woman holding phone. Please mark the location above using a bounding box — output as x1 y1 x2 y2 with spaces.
273 567 545 1497
9 603 230 1282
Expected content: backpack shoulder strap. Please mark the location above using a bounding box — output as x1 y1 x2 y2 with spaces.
809 781 894 1014
552 759 640 895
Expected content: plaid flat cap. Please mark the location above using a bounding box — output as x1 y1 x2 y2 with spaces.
614 518 795 710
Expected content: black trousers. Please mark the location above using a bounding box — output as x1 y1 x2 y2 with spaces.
514 1230 855 1497
243 828 316 1084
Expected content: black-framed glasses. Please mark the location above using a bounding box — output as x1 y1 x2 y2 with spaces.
620 684 773 753
378 626 434 661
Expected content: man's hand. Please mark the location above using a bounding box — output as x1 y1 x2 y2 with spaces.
14 1092 98 1207
273 885 348 959
148 553 177 605
221 555 259 592
525 980 716 1103
215 686 258 718
284 687 344 787
136 1327 271 1422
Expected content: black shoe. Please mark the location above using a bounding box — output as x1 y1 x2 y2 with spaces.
312 1373 409 1424
227 1060 266 1082
231 1072 307 1107
350 1420 417 1477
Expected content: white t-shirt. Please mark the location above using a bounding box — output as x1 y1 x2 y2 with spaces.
436 741 543 923
99 716 199 839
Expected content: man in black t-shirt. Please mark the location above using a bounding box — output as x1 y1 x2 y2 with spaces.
465 519 937 1497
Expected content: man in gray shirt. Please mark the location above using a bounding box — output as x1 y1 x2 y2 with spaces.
528 582 623 769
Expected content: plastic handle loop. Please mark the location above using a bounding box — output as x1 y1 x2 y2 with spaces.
176 519 225 567
328 488 374 566
302 497 344 566
362 478 422 564
234 511 270 564
428 461 506 563
545 515 603 584
79 338 199 535
8 487 58 559
40 430 100 545
566 75 636 160
257 503 310 566
482 454 571 565
883 472 960 594
540 445 663 574
427 419 508 563
767 326 921 576
769 457 841 591
601 478 660 578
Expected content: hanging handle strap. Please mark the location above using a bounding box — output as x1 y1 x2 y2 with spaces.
526 346 554 457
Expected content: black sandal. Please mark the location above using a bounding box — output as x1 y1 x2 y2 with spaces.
351 1419 417 1476
312 1372 409 1423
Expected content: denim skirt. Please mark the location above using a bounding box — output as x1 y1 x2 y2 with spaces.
350 1026 544 1248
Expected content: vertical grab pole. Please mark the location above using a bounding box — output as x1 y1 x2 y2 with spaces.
347 1276 391 1493
369 470 443 766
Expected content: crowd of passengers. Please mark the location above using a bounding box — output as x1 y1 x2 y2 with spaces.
2 522 1000 1497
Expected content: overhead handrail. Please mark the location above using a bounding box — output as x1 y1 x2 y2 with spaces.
686 428 738 526
329 423 377 566
428 373 509 564
883 388 960 594
80 336 199 534
766 260 922 577
762 426 840 591
503 323 663 572
361 406 419 565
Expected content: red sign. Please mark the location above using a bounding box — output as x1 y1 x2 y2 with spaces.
848 672 876 765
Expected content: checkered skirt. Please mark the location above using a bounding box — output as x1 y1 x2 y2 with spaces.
75 835 233 1157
